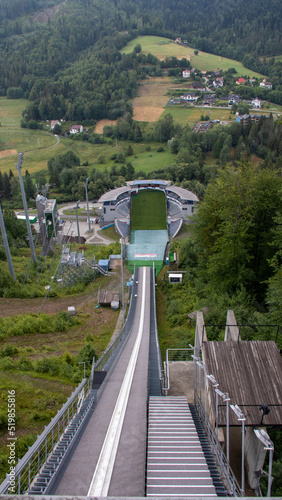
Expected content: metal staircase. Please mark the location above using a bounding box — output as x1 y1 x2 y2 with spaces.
146 396 226 497
28 390 96 495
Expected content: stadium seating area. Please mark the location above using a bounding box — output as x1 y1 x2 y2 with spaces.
115 199 130 218
115 219 130 238
168 219 183 238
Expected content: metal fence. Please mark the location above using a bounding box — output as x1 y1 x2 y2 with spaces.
195 391 242 497
0 374 94 495
162 347 196 393
95 274 135 373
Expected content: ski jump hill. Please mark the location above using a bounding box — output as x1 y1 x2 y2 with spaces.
97 179 199 274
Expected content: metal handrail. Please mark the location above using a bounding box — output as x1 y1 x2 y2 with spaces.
194 392 242 497
0 377 93 495
163 348 196 393
151 264 164 392
95 272 135 372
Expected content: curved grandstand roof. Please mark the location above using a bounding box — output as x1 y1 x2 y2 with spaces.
99 186 130 203
167 185 199 202
128 180 171 188
98 181 199 204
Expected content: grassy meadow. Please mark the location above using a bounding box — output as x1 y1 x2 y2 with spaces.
121 36 266 78
0 98 177 178
162 106 234 126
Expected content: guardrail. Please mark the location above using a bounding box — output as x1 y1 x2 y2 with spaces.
195 392 242 497
162 348 196 394
95 272 135 372
0 375 93 495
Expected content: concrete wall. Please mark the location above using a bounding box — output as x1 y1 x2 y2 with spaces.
195 311 207 358
224 309 240 341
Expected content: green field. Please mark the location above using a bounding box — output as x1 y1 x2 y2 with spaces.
131 190 167 230
161 106 234 126
122 36 266 78
130 147 174 173
0 98 176 177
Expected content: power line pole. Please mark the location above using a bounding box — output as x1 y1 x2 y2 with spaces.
0 205 16 281
85 178 91 232
16 152 37 263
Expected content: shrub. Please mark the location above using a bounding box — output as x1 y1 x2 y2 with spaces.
17 357 33 371
35 357 60 375
0 344 19 357
0 411 8 430
0 358 14 370
76 342 97 367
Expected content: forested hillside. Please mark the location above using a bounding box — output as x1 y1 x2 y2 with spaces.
0 0 281 122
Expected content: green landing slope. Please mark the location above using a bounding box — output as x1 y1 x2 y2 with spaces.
127 189 168 275
131 189 167 230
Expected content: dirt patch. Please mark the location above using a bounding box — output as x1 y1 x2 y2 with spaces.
133 107 164 122
0 269 131 317
0 294 97 317
95 119 117 134
132 77 184 122
0 149 17 157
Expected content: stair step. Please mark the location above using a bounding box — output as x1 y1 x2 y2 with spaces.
146 397 218 496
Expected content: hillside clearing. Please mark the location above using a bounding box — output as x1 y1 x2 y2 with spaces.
132 77 183 122
122 36 266 78
95 119 117 134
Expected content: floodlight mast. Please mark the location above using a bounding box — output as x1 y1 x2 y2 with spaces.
16 152 37 263
75 201 81 244
85 178 91 232
0 205 16 280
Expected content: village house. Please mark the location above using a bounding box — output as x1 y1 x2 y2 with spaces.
228 94 240 105
182 69 191 78
260 78 273 89
203 94 216 105
236 113 262 125
180 92 199 102
251 97 261 108
236 77 245 85
69 124 83 134
50 120 61 130
191 82 204 90
213 77 224 88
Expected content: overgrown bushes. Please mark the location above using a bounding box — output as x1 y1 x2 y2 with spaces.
0 312 80 340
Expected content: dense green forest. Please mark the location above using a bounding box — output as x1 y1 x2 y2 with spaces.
0 0 281 123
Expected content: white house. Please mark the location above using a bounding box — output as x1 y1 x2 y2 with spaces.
180 92 198 102
69 124 83 134
260 79 273 90
213 77 224 88
182 69 191 78
251 97 261 108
